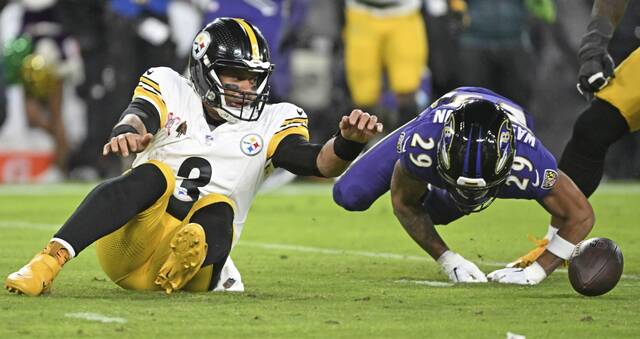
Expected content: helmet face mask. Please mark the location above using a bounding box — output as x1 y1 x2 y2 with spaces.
189 18 273 123
436 99 516 213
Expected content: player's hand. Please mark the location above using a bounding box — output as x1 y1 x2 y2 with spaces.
576 17 615 98
339 109 383 144
103 133 153 157
488 262 547 285
437 250 487 283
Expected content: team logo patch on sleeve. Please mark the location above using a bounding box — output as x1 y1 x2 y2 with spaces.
541 169 558 189
240 134 263 156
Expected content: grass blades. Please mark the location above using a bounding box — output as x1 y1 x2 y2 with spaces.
0 182 638 338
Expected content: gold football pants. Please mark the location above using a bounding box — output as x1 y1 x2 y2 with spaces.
596 47 640 132
95 160 233 292
344 7 428 106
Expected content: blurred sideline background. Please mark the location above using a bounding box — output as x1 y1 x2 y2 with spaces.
0 0 638 184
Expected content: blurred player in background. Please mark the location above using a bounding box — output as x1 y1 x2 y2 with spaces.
203 0 309 103
3 0 84 179
334 87 594 285
510 0 639 268
5 17 383 296
456 0 556 111
343 0 430 130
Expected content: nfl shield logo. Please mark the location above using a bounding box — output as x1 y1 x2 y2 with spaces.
192 31 211 60
240 134 264 156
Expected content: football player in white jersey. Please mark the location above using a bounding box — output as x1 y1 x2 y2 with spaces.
5 18 383 296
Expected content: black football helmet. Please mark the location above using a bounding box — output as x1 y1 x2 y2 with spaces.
436 99 515 213
189 17 273 123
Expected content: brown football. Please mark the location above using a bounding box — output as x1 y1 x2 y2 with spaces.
568 237 623 296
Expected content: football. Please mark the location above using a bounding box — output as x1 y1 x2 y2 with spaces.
568 237 624 296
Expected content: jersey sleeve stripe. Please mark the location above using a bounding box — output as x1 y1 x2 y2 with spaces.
281 117 308 124
133 86 168 127
280 118 308 128
138 81 161 97
277 122 307 132
140 76 161 92
266 125 310 159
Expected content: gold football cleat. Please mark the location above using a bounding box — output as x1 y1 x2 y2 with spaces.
5 241 69 296
507 235 549 268
155 223 207 294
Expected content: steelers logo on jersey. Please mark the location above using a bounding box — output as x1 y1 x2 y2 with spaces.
240 134 264 156
192 31 211 60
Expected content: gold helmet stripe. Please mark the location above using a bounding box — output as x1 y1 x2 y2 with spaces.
232 18 260 61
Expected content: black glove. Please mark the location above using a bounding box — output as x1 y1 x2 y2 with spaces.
577 16 616 97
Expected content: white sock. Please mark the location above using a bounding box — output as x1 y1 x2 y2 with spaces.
544 225 559 241
51 237 76 259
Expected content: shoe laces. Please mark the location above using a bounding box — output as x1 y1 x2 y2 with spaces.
527 234 549 247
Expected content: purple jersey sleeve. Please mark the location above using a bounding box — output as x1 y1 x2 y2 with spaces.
398 115 447 188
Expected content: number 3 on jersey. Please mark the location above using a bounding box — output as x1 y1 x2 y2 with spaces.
175 157 212 201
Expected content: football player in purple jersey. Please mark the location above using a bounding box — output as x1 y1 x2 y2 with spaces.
334 87 594 285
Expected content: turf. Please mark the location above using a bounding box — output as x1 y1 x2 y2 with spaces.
0 182 638 338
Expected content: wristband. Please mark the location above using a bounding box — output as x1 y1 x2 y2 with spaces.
546 234 577 260
333 133 365 161
110 124 139 139
524 262 547 284
436 250 454 265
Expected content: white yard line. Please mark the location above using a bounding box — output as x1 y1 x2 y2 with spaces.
239 241 640 281
65 312 127 324
2 220 639 281
240 241 428 261
395 279 454 287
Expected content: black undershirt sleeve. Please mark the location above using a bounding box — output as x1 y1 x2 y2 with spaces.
118 98 161 134
271 134 324 177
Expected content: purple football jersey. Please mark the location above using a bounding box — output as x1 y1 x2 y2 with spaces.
399 87 558 201
334 87 558 213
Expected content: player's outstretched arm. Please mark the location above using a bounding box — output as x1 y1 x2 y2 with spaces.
488 172 594 285
103 114 154 157
537 171 594 270
390 161 487 283
315 109 383 177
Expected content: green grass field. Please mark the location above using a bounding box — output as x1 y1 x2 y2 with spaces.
1 182 639 338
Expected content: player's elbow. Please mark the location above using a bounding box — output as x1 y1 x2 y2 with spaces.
333 183 374 211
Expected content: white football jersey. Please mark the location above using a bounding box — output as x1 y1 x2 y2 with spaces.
131 67 309 241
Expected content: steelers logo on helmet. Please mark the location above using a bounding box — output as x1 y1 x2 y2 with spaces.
192 31 211 60
240 133 263 156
